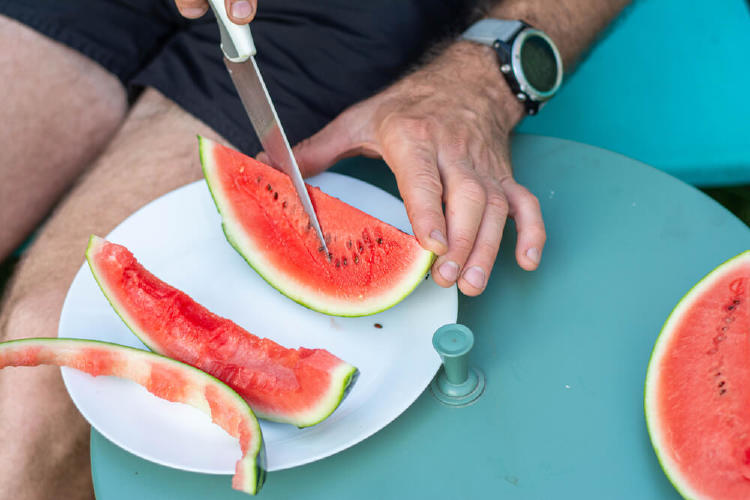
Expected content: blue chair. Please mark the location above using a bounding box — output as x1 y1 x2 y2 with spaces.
517 0 750 187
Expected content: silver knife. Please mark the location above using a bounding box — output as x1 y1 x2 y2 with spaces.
207 0 328 256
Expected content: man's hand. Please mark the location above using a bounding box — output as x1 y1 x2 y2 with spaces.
266 42 547 296
175 0 256 24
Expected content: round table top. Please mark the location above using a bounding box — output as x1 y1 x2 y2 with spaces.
90 135 750 499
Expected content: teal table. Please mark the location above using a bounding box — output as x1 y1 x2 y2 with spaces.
517 0 750 187
91 135 750 499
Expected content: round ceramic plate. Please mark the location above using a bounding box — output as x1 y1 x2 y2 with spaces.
59 172 457 474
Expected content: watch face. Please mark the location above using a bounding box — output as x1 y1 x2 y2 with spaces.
520 34 558 93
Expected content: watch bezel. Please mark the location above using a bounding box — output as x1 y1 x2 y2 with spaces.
511 28 563 103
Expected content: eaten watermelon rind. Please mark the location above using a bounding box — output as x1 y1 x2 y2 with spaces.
198 136 436 317
0 337 265 495
644 250 750 500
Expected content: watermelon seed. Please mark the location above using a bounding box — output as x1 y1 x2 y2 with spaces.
335 259 340 268
357 241 364 253
342 257 348 266
719 381 726 387
273 192 278 200
318 246 324 253
354 255 359 264
374 323 383 329
266 184 272 191
328 252 334 261
376 237 383 245
282 201 287 208
347 240 352 249
307 222 312 231
720 389 727 395
256 176 261 183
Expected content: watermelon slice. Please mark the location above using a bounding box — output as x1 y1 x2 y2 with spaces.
645 250 750 499
0 338 265 495
86 235 358 428
198 136 435 317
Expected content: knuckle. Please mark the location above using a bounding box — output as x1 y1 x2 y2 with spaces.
384 115 432 142
457 177 486 206
451 231 476 253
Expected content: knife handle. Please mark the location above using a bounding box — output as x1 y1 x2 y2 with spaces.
207 0 257 62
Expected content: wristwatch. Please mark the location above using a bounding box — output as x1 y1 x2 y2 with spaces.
460 19 563 115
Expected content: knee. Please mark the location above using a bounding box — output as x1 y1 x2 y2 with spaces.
0 287 64 341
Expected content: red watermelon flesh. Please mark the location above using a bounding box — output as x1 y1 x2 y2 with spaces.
199 136 435 317
645 251 750 499
86 235 358 428
0 338 265 495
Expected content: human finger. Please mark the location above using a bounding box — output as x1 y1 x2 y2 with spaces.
431 162 486 288
290 113 363 177
174 0 209 18
225 0 257 24
381 127 448 256
502 178 546 270
456 183 508 295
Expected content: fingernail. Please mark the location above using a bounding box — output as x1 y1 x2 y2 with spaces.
438 261 459 282
429 229 447 248
463 266 486 289
526 247 540 263
182 6 207 17
231 1 253 19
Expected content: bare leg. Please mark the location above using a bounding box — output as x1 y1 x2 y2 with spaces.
0 15 127 260
0 88 229 500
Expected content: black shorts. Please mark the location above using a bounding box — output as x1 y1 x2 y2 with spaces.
0 0 466 156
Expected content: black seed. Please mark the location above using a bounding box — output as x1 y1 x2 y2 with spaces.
347 240 352 249
728 304 736 311
307 222 312 231
734 299 741 305
342 257 348 266
335 259 340 268
376 237 383 245
719 381 726 387
273 192 278 200
256 176 262 183
374 323 383 329
354 255 359 264
318 246 324 253
720 388 727 395
358 241 364 253
267 184 273 191
282 201 287 208
328 252 333 260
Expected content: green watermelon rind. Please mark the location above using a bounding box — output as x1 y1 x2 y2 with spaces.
85 235 358 428
643 250 750 500
198 135 436 318
0 337 266 495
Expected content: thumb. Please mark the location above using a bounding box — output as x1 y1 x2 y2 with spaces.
294 102 384 177
225 0 257 24
257 115 358 177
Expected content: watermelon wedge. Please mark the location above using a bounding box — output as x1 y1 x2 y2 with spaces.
198 136 435 317
0 338 265 495
86 235 358 428
645 250 750 499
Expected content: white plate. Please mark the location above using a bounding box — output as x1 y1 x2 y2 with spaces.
59 172 457 474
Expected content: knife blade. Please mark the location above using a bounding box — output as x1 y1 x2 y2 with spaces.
207 0 329 257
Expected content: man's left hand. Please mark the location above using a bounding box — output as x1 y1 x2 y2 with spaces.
264 41 547 296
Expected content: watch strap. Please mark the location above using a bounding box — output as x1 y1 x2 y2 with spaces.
460 19 525 45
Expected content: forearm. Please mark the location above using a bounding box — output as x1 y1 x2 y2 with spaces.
480 0 631 70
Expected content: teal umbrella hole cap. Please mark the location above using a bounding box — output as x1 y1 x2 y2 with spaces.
430 324 486 407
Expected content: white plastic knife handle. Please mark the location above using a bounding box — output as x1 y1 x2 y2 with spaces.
207 0 256 62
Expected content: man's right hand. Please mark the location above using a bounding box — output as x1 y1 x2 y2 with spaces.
175 0 257 24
